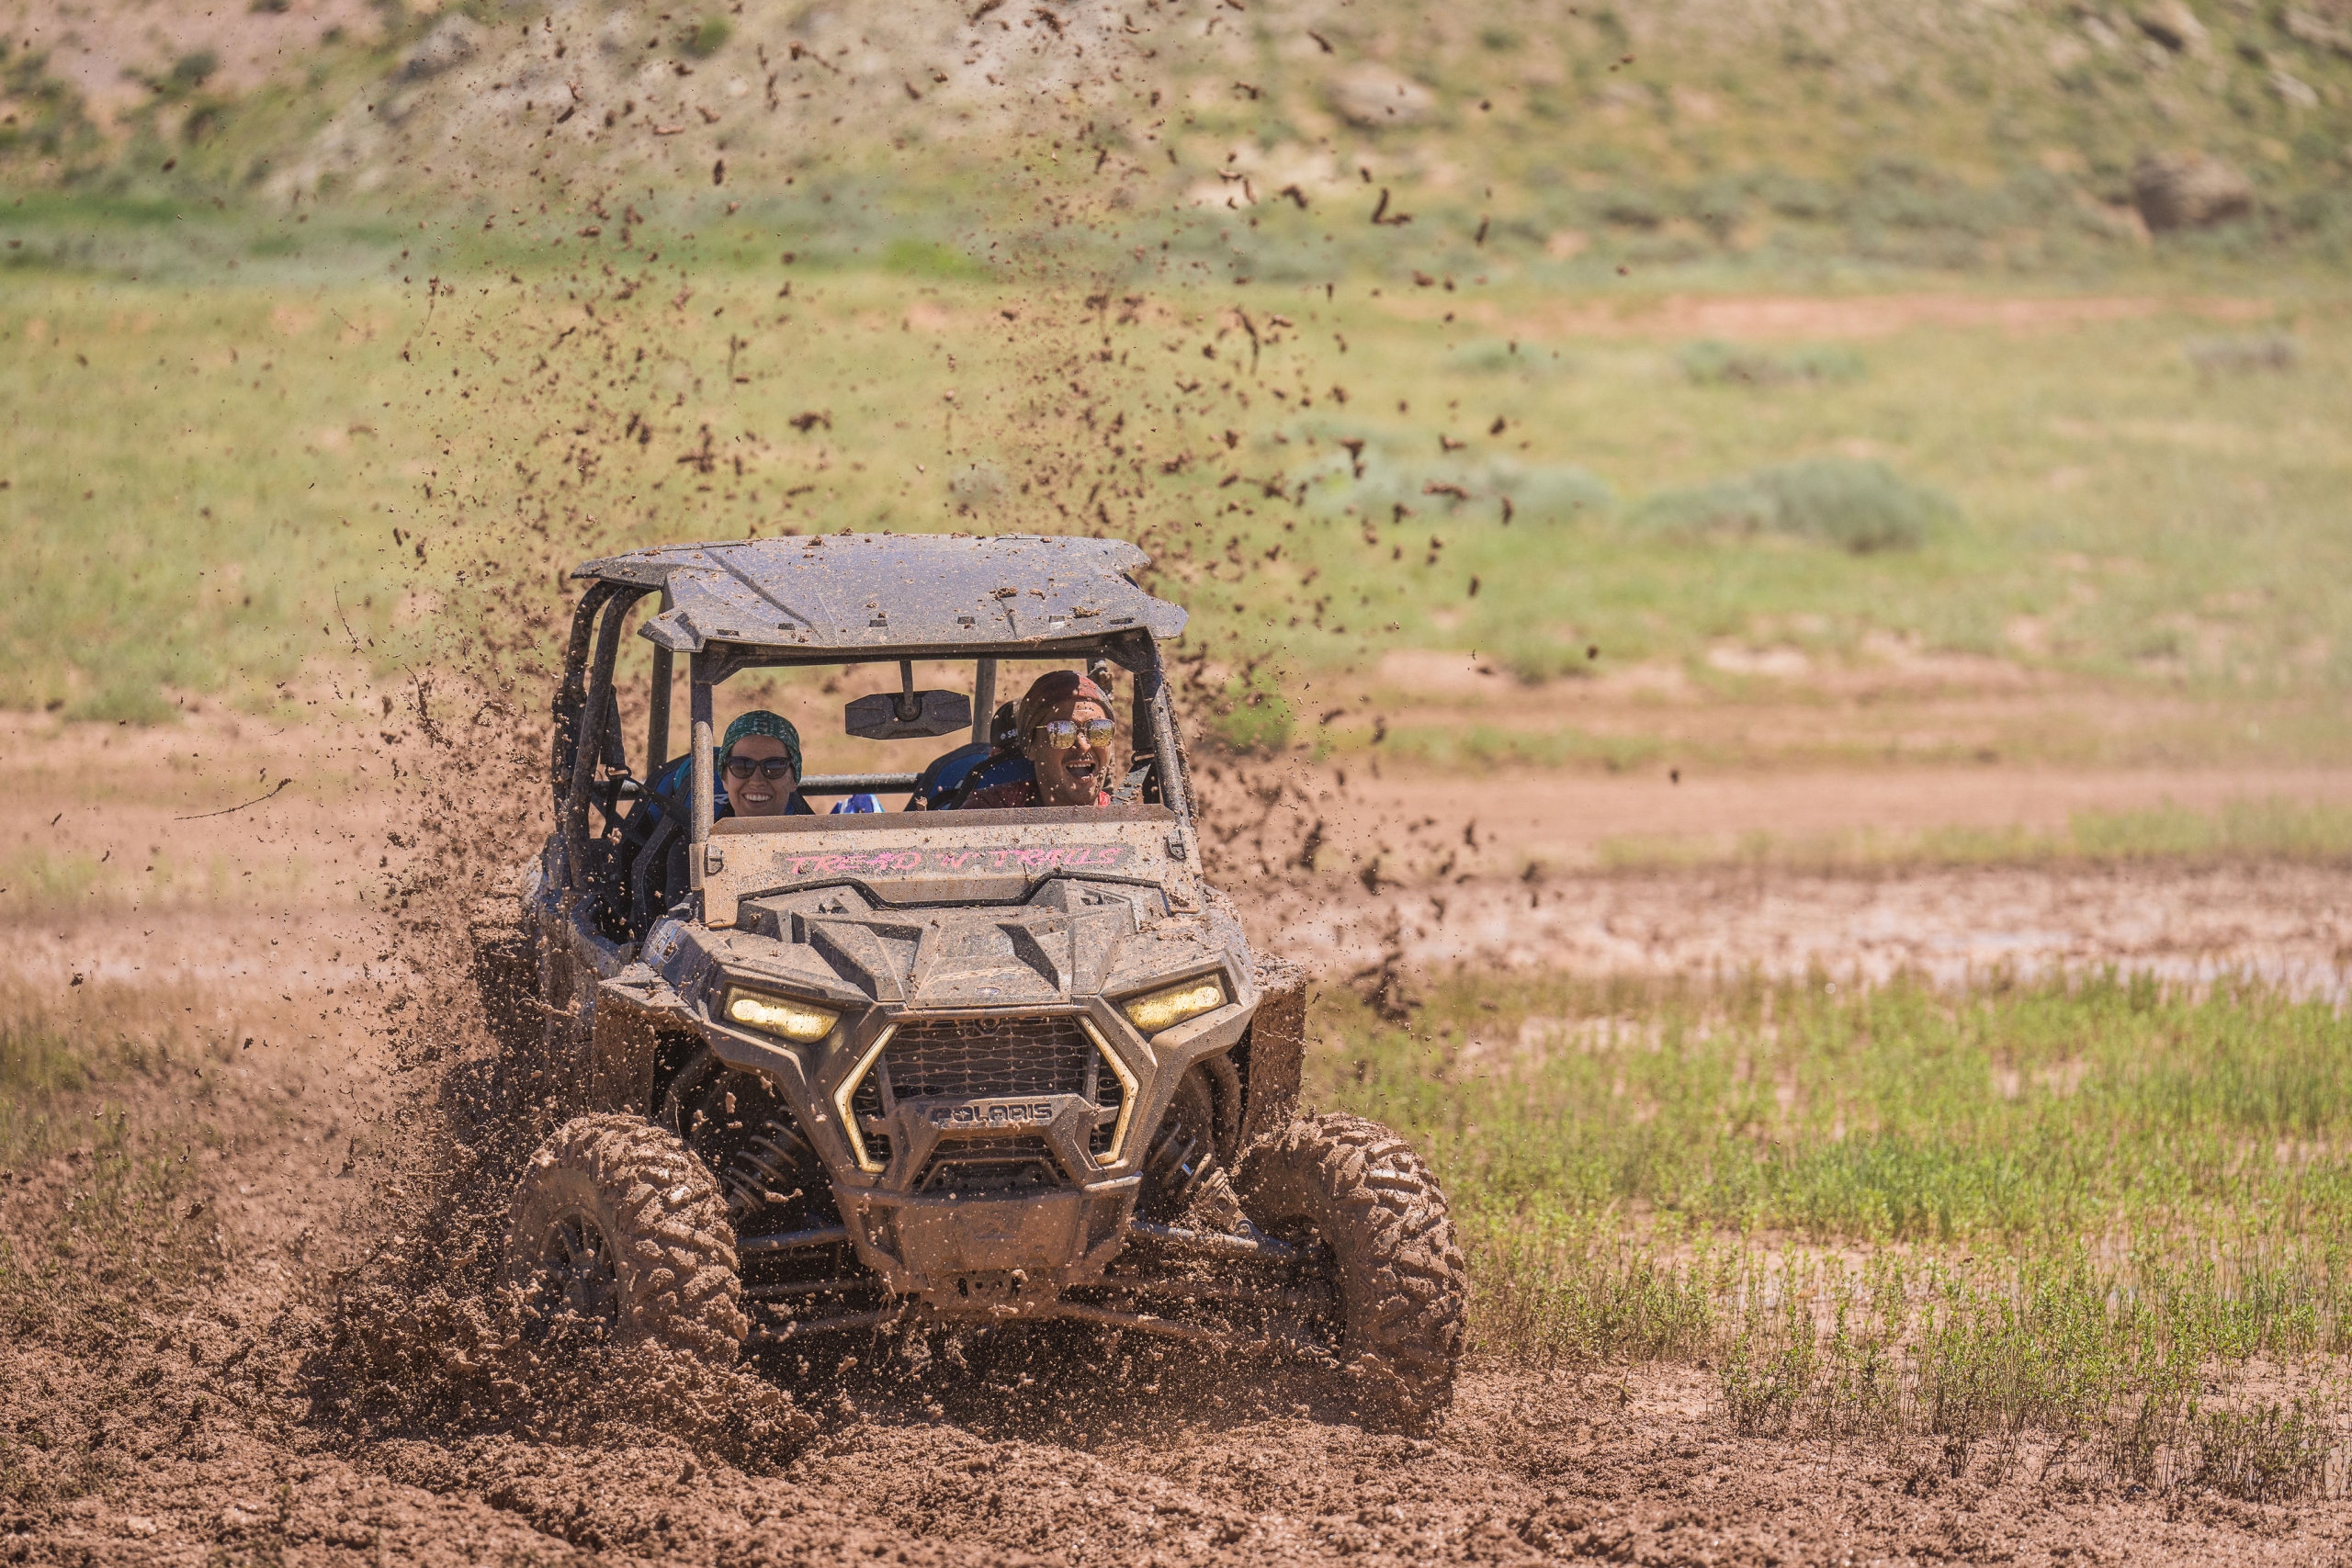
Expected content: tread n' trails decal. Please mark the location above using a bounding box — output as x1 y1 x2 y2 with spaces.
773 843 1133 878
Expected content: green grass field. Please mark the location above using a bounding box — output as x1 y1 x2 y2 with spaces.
3 260 2348 770
1316 971 2352 1492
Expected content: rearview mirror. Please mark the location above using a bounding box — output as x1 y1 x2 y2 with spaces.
845 688 972 740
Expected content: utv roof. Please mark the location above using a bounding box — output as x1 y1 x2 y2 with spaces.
573 533 1188 657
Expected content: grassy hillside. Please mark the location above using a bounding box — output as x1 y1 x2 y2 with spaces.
4 0 2350 282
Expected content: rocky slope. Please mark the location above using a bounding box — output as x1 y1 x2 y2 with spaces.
6 0 2350 267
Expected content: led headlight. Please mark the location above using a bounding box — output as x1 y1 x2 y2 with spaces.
1120 975 1227 1035
720 987 839 1043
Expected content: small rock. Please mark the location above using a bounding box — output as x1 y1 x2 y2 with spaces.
2268 68 2321 108
1328 64 1435 128
402 15 483 81
2134 0 2209 54
123 1517 161 1539
2130 151 2253 230
2283 7 2352 59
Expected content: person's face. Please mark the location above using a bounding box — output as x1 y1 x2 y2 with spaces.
724 734 797 817
1025 694 1114 806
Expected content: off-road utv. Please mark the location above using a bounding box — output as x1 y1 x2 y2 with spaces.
476 534 1468 1423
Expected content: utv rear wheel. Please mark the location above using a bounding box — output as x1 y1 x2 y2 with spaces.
1238 1111 1468 1428
503 1112 750 1362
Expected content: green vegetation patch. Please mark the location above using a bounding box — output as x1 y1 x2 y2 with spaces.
0 984 223 1354
1200 666 1295 754
1677 339 1865 387
1316 970 2352 1491
880 237 990 281
1630 456 1955 555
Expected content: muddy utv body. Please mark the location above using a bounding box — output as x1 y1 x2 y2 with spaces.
479 533 1466 1421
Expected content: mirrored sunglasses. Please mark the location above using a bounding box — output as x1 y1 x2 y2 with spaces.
1034 717 1118 750
724 756 797 781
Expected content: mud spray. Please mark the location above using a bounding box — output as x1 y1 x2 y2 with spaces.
277 0 1425 1499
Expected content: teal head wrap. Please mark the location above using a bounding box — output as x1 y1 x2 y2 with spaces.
720 710 802 775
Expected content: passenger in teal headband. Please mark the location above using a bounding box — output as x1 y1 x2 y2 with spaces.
720 710 802 774
719 710 802 818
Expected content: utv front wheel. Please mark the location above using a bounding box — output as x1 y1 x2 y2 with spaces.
1238 1111 1469 1427
502 1113 750 1362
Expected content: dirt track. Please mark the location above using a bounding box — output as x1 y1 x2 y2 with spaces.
8 844 2352 1564
1267 860 2352 995
15 1346 2347 1566
8 713 2352 1564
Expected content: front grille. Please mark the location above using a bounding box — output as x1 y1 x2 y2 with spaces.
881 1015 1098 1103
916 1136 1060 1196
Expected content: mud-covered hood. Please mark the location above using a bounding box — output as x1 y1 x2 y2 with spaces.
641 878 1251 1014
696 804 1200 928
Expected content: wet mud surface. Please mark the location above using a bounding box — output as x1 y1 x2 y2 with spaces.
10 1313 2349 1565
7 855 2350 1565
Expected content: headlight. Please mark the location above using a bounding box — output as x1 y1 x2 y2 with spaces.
721 987 839 1043
1120 976 1227 1035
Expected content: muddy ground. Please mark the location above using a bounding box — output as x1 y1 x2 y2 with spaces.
6 728 2352 1564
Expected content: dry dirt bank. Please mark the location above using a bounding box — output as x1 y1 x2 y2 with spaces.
1252 861 2352 995
1321 761 2352 869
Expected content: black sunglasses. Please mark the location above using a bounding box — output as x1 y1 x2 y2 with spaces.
724 756 797 781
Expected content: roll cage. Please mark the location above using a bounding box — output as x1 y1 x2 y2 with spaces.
547 537 1198 929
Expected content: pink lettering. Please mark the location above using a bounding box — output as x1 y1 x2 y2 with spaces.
768 840 1136 881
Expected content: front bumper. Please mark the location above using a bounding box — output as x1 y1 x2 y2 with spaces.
708 994 1253 1317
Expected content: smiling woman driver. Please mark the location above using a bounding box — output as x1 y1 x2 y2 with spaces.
962 671 1116 809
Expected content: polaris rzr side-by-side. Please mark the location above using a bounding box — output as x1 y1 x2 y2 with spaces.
474 533 1468 1423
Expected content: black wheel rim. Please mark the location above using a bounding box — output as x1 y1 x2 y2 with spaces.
535 1208 620 1326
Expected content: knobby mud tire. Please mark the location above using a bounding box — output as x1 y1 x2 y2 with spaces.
503 1112 750 1363
1238 1111 1469 1428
